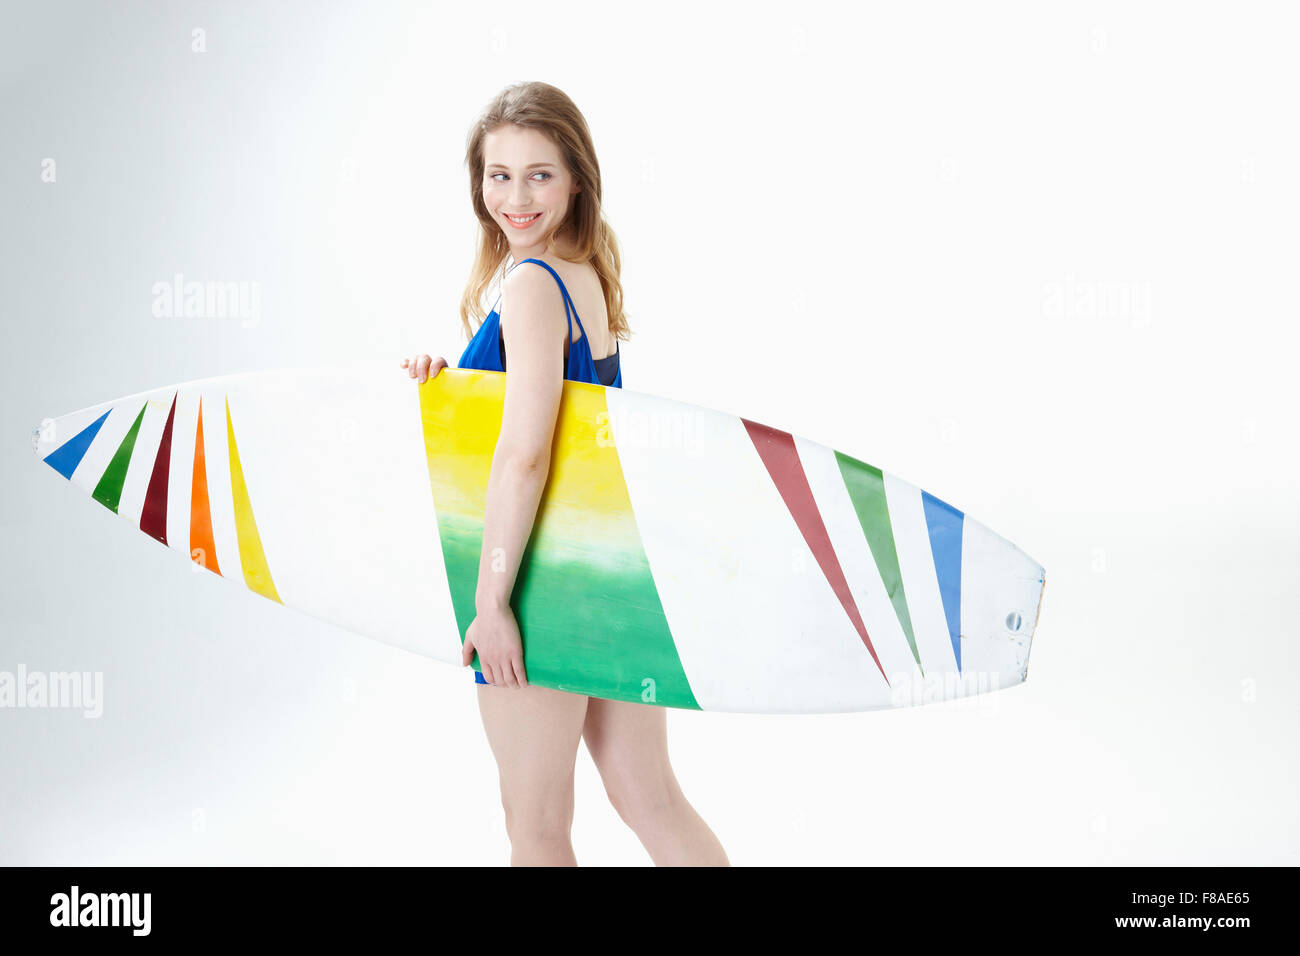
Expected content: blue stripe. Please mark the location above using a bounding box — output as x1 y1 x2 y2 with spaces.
473 669 487 685
921 491 964 670
43 409 112 479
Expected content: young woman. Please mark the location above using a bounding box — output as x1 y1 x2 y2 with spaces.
401 82 728 867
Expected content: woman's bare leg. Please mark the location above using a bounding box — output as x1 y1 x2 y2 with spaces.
582 698 729 866
476 682 590 866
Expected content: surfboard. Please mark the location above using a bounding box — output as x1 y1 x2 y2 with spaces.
31 363 1045 714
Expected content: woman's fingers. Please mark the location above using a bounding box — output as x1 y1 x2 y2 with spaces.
463 611 527 688
400 355 450 382
402 355 436 380
482 653 518 688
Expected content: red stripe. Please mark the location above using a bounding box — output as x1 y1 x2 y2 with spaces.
742 419 888 684
139 392 178 544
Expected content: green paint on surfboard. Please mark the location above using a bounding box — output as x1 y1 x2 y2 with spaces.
436 511 699 708
835 450 923 671
92 403 148 513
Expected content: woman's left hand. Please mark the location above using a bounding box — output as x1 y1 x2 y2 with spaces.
401 354 448 384
463 604 528 688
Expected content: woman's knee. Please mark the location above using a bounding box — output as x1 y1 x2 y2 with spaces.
500 788 575 844
602 768 683 829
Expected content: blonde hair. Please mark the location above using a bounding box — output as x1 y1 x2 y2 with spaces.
458 81 630 344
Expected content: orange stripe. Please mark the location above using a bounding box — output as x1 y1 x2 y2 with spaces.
189 398 221 575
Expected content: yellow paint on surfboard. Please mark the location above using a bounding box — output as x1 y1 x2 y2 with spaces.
419 368 638 559
225 398 282 604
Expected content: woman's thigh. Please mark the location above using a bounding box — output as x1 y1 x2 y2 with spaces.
581 697 677 801
476 683 590 807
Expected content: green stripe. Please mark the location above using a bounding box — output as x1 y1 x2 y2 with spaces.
834 450 922 671
91 403 148 513
437 511 700 709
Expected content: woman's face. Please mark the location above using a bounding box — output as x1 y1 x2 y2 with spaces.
481 123 579 258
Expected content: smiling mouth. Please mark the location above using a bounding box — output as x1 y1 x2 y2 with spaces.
505 212 541 226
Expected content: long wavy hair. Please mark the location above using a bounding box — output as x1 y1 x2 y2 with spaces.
458 81 630 344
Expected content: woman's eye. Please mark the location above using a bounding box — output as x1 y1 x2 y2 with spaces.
488 171 551 183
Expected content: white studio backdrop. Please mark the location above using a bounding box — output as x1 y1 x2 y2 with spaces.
1 0 1296 864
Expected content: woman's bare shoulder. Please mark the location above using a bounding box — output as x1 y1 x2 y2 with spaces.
499 263 569 343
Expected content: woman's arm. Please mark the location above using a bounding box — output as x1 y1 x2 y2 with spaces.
463 266 569 686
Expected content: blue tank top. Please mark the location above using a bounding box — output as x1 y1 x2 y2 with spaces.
457 257 622 388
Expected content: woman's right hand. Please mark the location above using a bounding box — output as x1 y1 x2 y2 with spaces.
463 604 528 688
401 354 448 384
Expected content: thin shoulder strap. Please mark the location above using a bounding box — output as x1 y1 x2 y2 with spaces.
516 258 587 341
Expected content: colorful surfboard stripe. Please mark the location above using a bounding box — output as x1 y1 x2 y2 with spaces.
743 419 888 683
39 392 279 604
418 371 699 708
746 428 969 676
42 409 110 479
834 451 922 671
140 393 177 545
91 403 147 513
743 425 968 676
225 398 281 603
922 491 964 670
190 398 221 575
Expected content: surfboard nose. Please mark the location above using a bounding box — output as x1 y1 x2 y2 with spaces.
33 417 57 458
33 408 114 480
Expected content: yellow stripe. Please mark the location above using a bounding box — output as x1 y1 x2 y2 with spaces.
225 398 282 604
420 369 634 553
